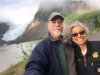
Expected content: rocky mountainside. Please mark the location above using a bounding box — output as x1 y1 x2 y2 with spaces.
15 0 89 43
0 23 9 45
15 21 48 43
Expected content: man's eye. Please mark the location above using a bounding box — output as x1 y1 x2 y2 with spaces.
59 21 62 24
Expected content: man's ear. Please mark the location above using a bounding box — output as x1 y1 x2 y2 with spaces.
48 22 50 30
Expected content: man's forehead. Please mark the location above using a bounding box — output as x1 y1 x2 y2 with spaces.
51 16 64 21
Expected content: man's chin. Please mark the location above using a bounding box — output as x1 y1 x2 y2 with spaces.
54 32 61 37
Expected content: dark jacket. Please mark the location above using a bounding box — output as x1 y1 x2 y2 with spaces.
23 37 64 75
73 41 100 75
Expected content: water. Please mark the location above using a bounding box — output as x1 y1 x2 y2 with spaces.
0 40 41 72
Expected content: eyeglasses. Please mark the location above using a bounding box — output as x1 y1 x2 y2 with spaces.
71 30 85 37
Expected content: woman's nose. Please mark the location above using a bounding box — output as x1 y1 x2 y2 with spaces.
77 33 81 37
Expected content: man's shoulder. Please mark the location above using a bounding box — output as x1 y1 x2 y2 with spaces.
36 37 51 47
32 38 50 53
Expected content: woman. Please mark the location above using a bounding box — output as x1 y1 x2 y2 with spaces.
65 21 100 75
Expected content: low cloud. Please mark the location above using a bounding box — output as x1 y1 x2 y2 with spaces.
85 0 100 9
0 0 39 41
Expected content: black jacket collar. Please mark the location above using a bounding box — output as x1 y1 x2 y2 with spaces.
73 41 94 58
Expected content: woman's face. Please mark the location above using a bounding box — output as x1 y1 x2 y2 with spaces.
71 25 87 45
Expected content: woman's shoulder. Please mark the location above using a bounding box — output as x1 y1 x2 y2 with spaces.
88 41 100 45
88 41 100 51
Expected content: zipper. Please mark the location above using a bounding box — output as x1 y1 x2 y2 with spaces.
83 55 86 67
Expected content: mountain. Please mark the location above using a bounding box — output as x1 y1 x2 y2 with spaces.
0 23 9 45
14 0 90 43
0 0 90 45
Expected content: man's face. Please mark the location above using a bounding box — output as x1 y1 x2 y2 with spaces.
48 18 63 38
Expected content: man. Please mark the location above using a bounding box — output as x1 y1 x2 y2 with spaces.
23 12 76 75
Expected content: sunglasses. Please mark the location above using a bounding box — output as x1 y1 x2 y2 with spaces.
71 30 85 37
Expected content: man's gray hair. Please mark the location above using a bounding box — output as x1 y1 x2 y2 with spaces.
64 20 89 41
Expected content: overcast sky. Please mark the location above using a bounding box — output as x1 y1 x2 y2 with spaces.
85 0 100 9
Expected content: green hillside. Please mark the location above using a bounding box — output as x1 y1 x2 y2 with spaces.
64 10 100 34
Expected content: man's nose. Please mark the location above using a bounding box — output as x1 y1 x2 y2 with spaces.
55 22 60 26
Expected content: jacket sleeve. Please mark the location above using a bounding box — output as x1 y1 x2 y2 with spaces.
23 41 49 75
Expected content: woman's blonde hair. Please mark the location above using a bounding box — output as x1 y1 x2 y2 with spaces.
64 20 89 42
